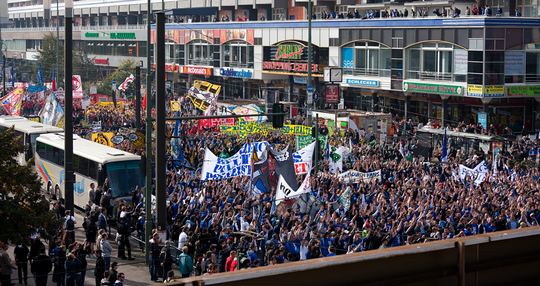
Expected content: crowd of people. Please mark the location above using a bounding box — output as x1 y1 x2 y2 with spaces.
1 91 540 285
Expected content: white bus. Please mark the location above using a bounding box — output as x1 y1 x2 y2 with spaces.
35 133 143 209
0 116 63 165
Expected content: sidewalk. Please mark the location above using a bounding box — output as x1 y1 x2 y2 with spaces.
5 211 176 286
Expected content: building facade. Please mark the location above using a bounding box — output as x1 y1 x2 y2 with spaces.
2 0 540 132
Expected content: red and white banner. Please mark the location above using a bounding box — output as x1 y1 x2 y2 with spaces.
198 117 235 130
118 74 135 91
72 75 83 99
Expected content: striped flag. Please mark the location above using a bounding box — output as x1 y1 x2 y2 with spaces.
118 74 135 91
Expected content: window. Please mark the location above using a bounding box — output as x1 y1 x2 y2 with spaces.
223 41 254 68
187 40 218 66
341 41 391 77
36 142 64 166
406 42 464 82
106 161 143 198
166 43 185 65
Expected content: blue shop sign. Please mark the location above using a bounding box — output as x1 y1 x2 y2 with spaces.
345 78 380 87
219 68 253 79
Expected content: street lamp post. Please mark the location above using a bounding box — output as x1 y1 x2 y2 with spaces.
144 0 153 265
64 1 74 213
56 0 60 85
307 0 313 118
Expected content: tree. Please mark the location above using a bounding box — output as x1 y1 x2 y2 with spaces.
37 33 99 87
97 59 137 96
0 128 61 243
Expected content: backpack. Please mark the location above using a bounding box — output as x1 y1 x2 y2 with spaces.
66 218 75 231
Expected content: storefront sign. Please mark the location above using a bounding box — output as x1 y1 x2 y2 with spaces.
165 63 180 73
325 85 340 103
94 58 109 65
504 51 525 76
293 76 307 84
182 66 213 76
403 81 463 96
84 32 136 40
275 44 304 60
345 78 380 87
507 85 540 97
263 62 320 74
467 85 505 97
218 67 253 79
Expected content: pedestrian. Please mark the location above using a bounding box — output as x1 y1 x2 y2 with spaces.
149 232 162 281
100 271 111 286
225 251 237 272
14 241 30 285
159 241 174 281
51 244 66 286
98 207 109 232
83 213 97 254
177 246 193 278
63 210 77 246
94 250 105 286
31 248 53 286
108 262 118 286
117 206 133 260
0 241 15 286
113 272 125 286
100 234 112 270
75 244 88 286
65 253 82 286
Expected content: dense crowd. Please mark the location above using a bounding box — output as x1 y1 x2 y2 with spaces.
1 93 540 285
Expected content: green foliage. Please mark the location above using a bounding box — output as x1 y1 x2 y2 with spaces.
37 33 99 87
0 128 61 243
97 59 137 96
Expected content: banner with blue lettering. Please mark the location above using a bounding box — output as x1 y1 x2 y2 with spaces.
201 142 267 180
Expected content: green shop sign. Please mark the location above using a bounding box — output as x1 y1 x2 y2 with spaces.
403 81 463 96
507 85 540 97
84 32 136 40
275 44 304 61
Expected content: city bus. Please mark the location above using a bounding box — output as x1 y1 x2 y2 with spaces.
35 133 143 209
0 116 63 165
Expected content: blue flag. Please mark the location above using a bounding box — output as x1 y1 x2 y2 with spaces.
37 64 43 85
441 127 448 162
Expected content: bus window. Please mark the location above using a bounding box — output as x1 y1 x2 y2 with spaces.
106 161 142 198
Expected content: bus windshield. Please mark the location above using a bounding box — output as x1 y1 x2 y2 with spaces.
106 161 142 198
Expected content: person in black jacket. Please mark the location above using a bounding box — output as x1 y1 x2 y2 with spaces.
94 250 105 286
14 241 30 285
31 249 52 286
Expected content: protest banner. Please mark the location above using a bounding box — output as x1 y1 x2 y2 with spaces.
91 132 114 147
459 161 489 186
293 141 316 175
201 141 267 180
338 170 382 183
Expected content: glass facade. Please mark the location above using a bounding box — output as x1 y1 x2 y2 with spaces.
406 42 463 82
223 41 254 68
342 41 391 77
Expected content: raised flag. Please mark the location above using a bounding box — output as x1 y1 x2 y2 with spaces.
441 127 448 162
0 87 24 115
118 74 135 91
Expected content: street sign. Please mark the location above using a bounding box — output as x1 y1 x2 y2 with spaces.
307 85 314 105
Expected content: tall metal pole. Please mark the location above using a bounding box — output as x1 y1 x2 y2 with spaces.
0 58 4 93
144 0 153 264
307 0 313 116
155 12 167 230
135 66 141 129
56 0 59 84
64 15 74 213
314 113 319 175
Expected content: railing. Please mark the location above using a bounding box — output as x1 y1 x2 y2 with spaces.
2 24 146 32
407 71 453 81
343 67 391 78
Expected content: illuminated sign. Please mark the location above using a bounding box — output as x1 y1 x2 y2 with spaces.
218 67 253 79
83 32 136 40
182 66 213 76
345 78 380 87
262 62 320 74
275 44 304 60
467 85 505 98
94 58 109 65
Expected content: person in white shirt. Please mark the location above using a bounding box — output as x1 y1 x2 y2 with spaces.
177 226 188 250
299 239 309 261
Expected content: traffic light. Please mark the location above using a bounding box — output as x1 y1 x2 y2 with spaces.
272 103 284 128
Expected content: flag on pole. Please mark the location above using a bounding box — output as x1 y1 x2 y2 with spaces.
37 64 44 85
441 127 448 162
51 69 56 91
0 86 24 115
118 74 135 91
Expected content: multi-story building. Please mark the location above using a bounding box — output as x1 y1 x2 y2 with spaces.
2 0 540 132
